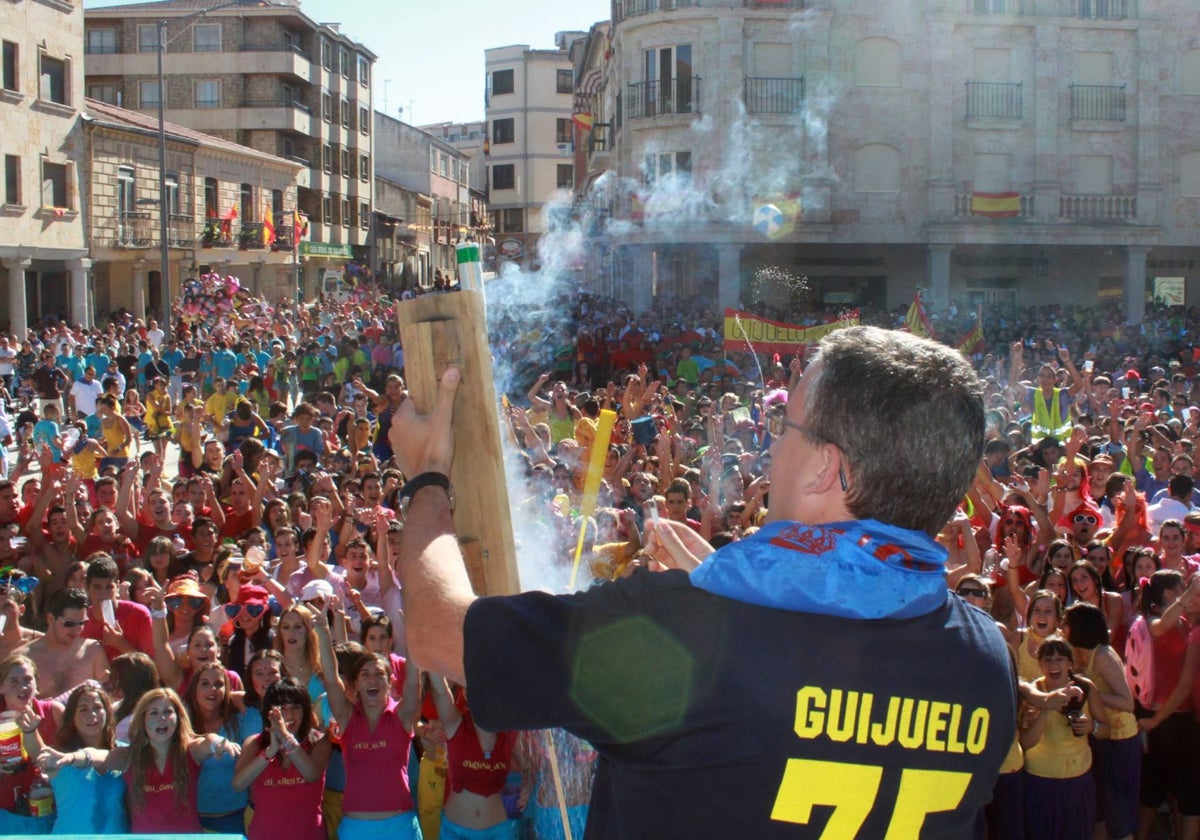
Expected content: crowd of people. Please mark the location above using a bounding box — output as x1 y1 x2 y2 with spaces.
0 278 1195 838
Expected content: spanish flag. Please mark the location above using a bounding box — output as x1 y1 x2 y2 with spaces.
970 191 1021 218
957 322 985 356
219 205 237 237
572 112 595 132
293 210 307 245
262 205 276 247
905 293 936 339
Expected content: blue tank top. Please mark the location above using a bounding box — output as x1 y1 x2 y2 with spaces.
197 713 250 816
51 764 129 834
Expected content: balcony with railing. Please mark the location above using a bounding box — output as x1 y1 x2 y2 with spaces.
626 77 701 120
954 193 1035 218
966 81 1022 119
238 221 267 250
1074 0 1127 19
745 0 805 7
745 77 804 114
244 96 311 114
967 0 1027 13
168 214 194 249
1070 84 1125 121
201 219 234 249
115 211 153 248
1059 195 1136 221
613 0 699 21
272 225 295 252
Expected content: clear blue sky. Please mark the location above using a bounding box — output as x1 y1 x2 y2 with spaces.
85 0 611 125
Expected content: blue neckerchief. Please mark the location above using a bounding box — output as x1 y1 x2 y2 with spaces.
690 519 948 620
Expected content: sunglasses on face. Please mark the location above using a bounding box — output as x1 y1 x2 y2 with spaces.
1073 514 1099 525
224 602 267 621
59 618 87 629
958 588 987 598
166 595 208 612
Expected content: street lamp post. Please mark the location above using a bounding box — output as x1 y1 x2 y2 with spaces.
156 0 265 341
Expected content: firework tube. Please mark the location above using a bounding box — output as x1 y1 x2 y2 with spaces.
567 409 617 590
455 242 484 292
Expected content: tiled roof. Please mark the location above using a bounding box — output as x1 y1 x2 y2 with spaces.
83 98 302 169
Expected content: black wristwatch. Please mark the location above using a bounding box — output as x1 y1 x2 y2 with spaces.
398 472 455 517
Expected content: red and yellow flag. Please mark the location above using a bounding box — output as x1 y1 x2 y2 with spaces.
905 293 936 340
572 112 595 132
262 205 276 246
970 191 1021 218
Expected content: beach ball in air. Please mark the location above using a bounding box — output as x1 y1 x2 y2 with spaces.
753 203 784 237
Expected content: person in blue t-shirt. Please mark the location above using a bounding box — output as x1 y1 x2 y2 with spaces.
58 347 85 383
162 340 184 402
213 341 238 381
279 402 326 472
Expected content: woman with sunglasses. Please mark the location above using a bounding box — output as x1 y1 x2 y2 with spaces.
183 663 251 833
1067 561 1127 654
313 606 421 840
1019 635 1108 839
222 585 275 681
273 605 325 707
232 677 330 840
1061 602 1139 840
158 574 208 656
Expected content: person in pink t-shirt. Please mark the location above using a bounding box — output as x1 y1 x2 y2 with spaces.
94 688 239 833
232 676 330 840
314 606 421 840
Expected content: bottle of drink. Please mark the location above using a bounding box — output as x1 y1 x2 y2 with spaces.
27 770 55 818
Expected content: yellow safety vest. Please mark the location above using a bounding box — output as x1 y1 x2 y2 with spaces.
1031 388 1072 439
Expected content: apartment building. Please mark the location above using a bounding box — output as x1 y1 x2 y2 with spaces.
485 34 585 271
0 0 90 334
83 0 374 300
374 113 474 280
83 98 304 318
573 0 1200 322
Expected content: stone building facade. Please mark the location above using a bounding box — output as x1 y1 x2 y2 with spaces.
572 0 1200 321
83 0 374 300
84 98 304 319
0 0 91 334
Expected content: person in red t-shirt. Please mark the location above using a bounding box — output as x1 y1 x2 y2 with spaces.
220 453 265 541
81 555 154 660
116 461 189 556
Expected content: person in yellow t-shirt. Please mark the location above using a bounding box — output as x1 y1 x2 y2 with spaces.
204 377 238 430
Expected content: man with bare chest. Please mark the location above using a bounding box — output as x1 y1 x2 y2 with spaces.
18 587 109 699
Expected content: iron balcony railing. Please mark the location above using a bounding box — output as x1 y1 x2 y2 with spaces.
745 76 804 114
626 76 701 120
201 219 234 248
272 224 294 251
168 214 194 249
966 81 1023 119
1075 0 1127 19
116 211 153 248
239 221 267 250
1070 84 1126 121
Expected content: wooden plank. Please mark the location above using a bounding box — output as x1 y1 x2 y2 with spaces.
396 291 519 596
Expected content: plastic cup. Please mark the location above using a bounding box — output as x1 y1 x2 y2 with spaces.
100 599 116 627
